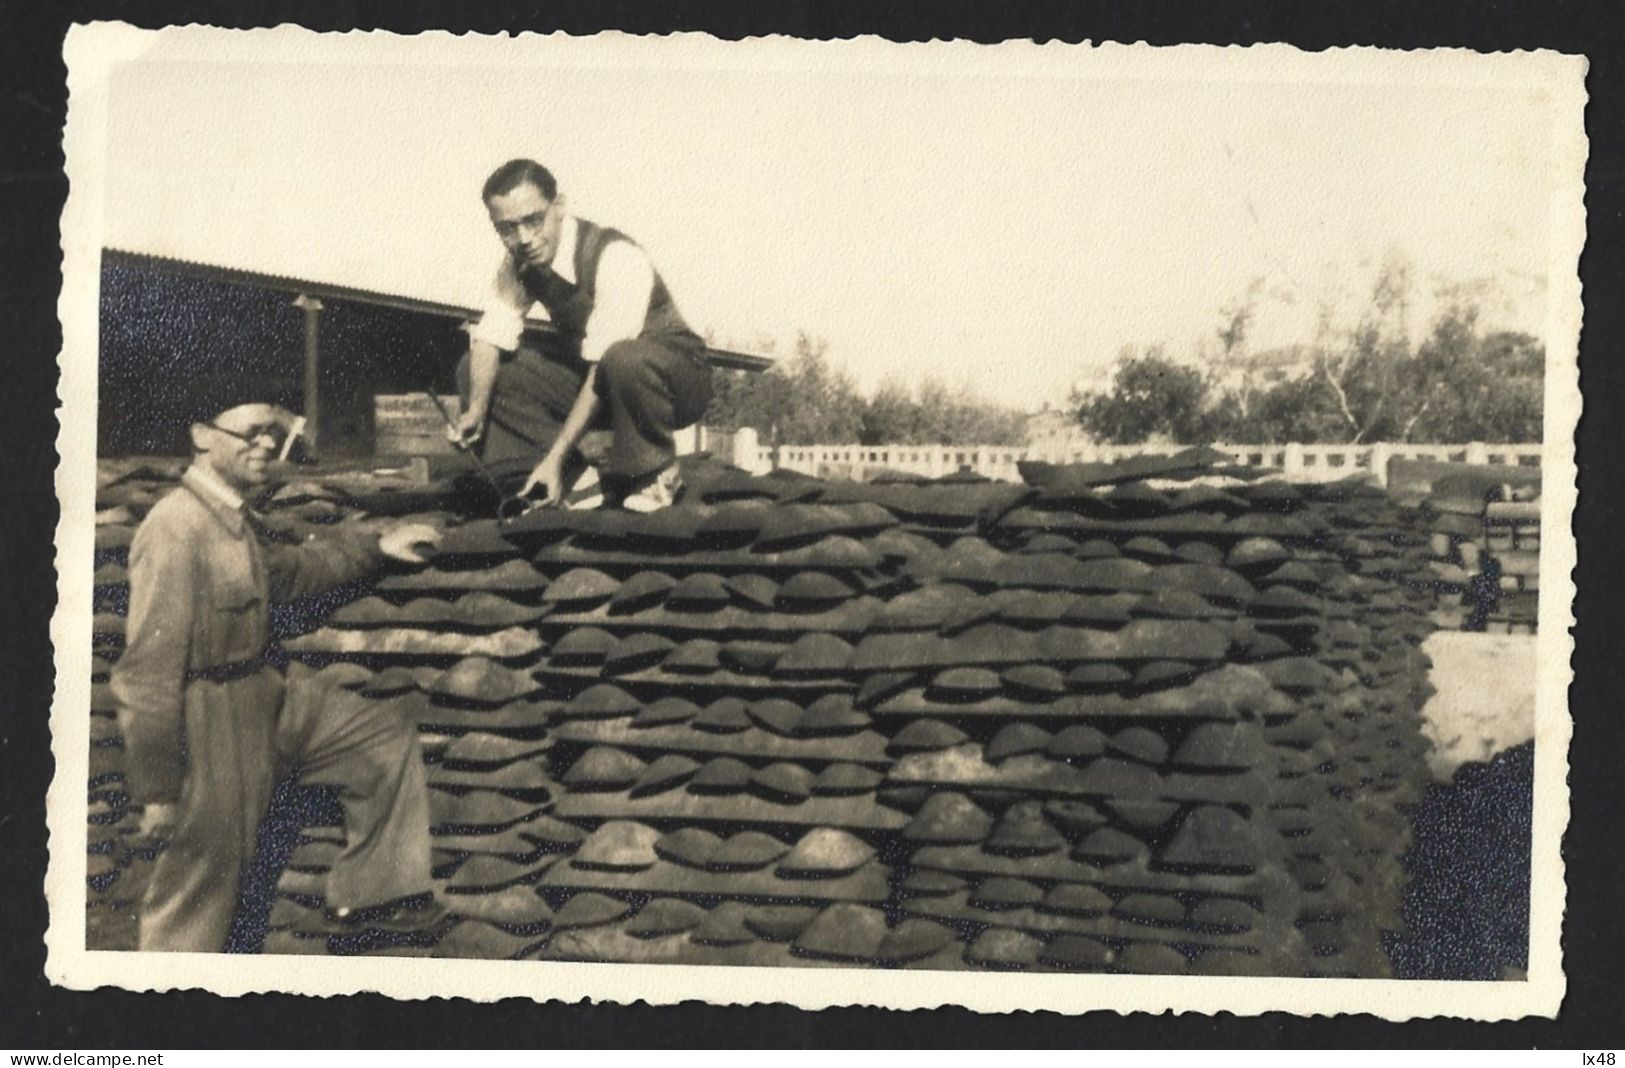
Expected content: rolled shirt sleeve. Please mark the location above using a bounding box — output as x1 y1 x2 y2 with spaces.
580 240 655 364
466 257 532 353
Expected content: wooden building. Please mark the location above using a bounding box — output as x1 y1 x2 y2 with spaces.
99 248 772 458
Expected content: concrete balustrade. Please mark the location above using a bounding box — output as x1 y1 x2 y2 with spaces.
731 437 1542 486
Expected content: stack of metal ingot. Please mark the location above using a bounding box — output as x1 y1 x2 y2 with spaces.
82 450 1440 974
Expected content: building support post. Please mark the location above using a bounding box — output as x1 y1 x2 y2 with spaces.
293 293 324 450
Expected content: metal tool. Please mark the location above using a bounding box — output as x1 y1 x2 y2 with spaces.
422 392 531 520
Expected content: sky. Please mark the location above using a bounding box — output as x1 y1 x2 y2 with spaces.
97 33 1570 409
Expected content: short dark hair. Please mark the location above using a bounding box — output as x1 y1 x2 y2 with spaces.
482 159 557 203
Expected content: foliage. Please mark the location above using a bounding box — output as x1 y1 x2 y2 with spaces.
1073 262 1544 446
708 334 1025 446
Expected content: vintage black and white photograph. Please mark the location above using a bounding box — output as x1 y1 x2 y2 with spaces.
49 26 1583 1016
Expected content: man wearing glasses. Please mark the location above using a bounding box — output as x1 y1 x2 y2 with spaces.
450 158 712 512
111 402 449 951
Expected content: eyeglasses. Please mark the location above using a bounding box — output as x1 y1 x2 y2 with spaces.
207 422 286 449
492 203 554 241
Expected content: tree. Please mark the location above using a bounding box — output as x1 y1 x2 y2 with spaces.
1069 259 1545 447
1072 346 1214 444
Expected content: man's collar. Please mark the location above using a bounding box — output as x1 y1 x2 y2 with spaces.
182 463 248 531
549 213 580 284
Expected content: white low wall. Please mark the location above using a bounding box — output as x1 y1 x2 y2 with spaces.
731 434 1541 486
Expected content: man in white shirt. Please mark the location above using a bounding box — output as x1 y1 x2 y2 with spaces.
451 159 712 512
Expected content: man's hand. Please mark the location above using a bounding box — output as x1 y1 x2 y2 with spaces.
378 522 442 564
448 408 486 449
520 456 567 508
137 802 179 840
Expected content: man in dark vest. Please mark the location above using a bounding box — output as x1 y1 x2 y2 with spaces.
451 158 712 512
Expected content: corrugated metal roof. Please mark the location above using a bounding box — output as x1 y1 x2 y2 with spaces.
103 247 776 373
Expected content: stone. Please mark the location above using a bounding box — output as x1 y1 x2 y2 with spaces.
429 790 542 833
793 904 888 962
663 638 723 674
889 719 970 756
986 722 1053 763
855 671 918 708
778 571 857 608
984 801 1066 856
1189 897 1259 932
1115 941 1188 974
750 762 815 804
878 919 959 963
667 571 733 612
626 897 709 938
718 641 783 675
773 633 855 677
903 792 992 845
688 756 753 794
550 627 616 665
441 731 549 769
562 747 646 790
798 694 870 736
1106 800 1180 831
1074 827 1150 866
693 696 752 733
776 828 875 878
517 814 588 849
1173 541 1226 565
1040 882 1112 918
602 633 676 674
966 927 1043 968
428 657 541 706
654 827 724 868
723 573 781 609
1226 537 1292 572
1159 806 1261 873
1001 664 1066 700
1131 660 1202 692
1122 535 1177 563
691 901 757 947
970 877 1044 910
1042 800 1111 839
627 754 705 796
928 666 1004 701
901 869 966 898
1112 893 1187 925
551 892 633 930
811 763 883 796
1047 725 1108 761
1040 934 1117 970
1064 663 1132 693
709 831 790 871
633 696 703 729
443 886 556 930
1172 723 1265 771
542 567 620 606
747 698 804 737
607 570 676 613
1108 727 1170 766
1079 758 1162 800
565 684 641 720
744 905 821 943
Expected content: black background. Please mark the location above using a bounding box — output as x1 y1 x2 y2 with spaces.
3 0 1621 1048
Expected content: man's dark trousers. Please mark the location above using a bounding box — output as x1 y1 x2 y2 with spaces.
457 338 711 479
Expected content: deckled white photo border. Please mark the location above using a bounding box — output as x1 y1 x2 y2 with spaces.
46 23 1585 1019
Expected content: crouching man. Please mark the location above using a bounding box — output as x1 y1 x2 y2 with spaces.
451 158 713 512
110 402 447 951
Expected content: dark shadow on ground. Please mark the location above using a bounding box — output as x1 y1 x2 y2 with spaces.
1387 742 1533 980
